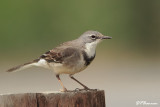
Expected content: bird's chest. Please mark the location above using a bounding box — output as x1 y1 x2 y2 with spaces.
84 42 96 57
82 42 96 66
50 55 86 74
82 51 95 66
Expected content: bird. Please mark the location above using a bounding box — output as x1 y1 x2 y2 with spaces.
6 30 112 92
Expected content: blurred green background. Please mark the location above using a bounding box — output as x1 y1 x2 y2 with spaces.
0 0 160 107
1 0 160 58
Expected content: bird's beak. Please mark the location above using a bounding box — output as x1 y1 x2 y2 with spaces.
101 36 112 39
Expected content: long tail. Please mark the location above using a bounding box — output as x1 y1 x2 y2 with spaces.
6 59 40 72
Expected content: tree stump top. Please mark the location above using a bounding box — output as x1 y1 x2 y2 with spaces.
0 90 105 107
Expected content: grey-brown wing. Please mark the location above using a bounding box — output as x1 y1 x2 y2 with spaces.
40 47 81 63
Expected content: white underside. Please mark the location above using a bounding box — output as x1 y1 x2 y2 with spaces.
33 59 50 69
49 55 86 75
34 57 86 75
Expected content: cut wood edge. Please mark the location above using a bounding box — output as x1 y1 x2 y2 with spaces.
0 90 105 107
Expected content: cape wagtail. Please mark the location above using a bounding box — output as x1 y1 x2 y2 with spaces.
7 30 112 92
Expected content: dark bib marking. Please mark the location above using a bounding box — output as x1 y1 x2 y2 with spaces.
82 51 96 66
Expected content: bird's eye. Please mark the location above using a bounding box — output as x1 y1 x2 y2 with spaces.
91 35 96 39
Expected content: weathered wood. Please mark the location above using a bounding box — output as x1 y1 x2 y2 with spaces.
0 90 105 107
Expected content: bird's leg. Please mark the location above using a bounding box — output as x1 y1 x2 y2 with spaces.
56 75 67 92
69 75 90 90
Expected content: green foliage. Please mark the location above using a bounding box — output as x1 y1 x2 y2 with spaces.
0 0 160 56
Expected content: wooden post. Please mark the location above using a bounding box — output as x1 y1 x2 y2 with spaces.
0 90 105 107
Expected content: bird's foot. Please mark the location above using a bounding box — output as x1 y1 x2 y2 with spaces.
83 86 90 90
60 88 68 92
74 88 84 92
84 87 98 91
60 88 74 92
88 89 98 91
74 88 98 92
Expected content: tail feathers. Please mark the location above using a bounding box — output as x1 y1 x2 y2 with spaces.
6 59 40 72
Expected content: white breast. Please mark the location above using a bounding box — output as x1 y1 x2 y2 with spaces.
84 41 98 57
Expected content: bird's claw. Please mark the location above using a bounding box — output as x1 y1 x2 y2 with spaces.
60 88 68 92
74 87 97 92
84 86 90 90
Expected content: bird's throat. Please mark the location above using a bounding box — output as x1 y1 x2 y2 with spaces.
82 42 97 66
84 42 97 58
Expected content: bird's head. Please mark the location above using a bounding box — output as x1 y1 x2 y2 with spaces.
79 30 112 45
78 30 112 57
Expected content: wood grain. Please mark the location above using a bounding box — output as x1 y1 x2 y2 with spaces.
0 90 105 107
